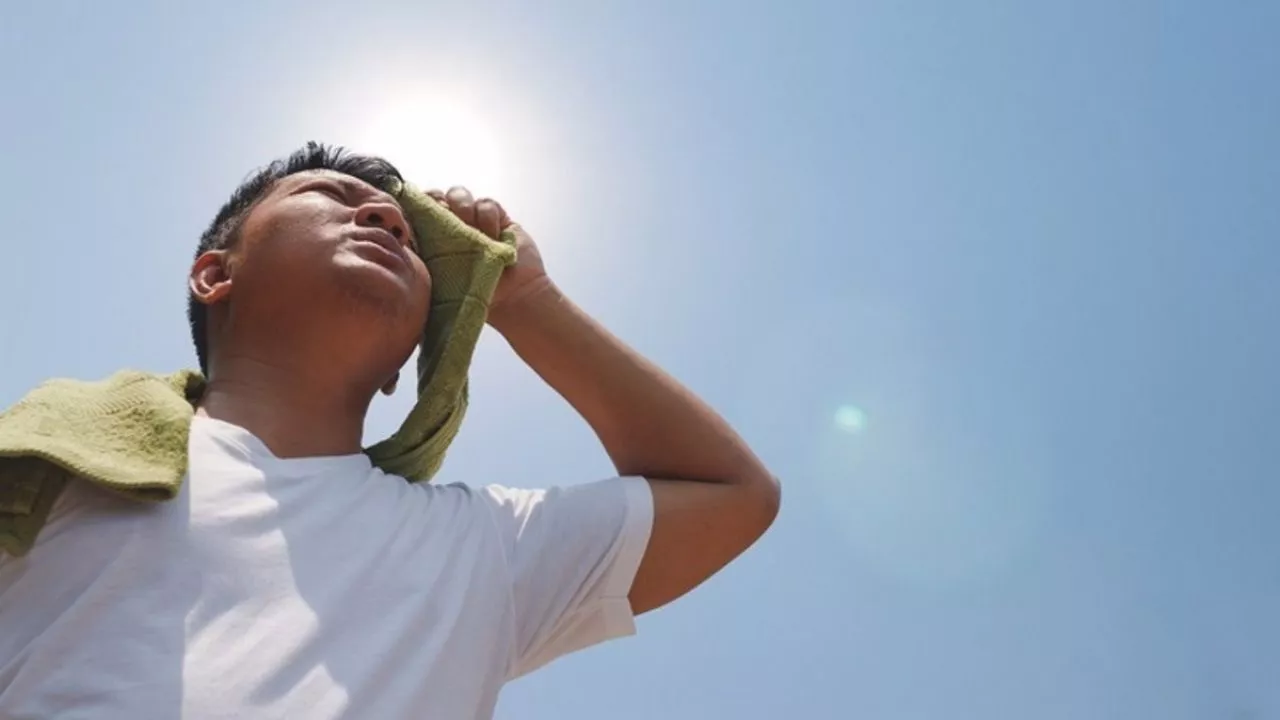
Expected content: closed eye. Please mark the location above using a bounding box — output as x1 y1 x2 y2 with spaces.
312 183 348 203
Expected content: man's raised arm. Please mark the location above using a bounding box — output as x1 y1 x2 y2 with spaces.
488 269 780 615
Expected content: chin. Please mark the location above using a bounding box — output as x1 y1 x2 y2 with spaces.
331 274 418 325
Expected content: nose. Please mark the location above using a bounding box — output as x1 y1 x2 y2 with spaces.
354 202 410 244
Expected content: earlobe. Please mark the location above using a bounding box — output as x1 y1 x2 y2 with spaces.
380 372 399 396
190 251 232 305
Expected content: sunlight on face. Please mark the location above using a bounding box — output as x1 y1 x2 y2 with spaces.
357 94 507 198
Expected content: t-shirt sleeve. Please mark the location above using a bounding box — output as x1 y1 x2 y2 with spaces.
479 476 653 680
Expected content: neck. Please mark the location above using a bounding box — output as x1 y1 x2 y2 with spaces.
196 354 377 458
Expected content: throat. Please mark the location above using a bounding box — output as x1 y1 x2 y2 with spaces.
196 377 371 459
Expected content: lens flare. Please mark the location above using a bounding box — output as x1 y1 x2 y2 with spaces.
813 408 1048 589
834 405 868 434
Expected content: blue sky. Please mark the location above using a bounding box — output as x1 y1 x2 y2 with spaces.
2 1 1277 717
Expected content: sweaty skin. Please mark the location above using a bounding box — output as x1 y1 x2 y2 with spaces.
434 186 780 615
189 175 779 617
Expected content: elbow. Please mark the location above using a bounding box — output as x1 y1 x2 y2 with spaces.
762 473 782 528
745 470 781 539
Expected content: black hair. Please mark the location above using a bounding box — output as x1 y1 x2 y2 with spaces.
187 142 405 375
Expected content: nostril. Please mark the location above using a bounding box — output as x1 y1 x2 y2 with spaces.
358 206 406 241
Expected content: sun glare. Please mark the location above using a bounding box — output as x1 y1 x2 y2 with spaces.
358 94 507 198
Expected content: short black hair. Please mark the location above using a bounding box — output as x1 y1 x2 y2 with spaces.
188 142 406 375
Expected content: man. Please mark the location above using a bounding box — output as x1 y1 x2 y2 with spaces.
0 144 779 718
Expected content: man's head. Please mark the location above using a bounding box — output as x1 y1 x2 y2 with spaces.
188 142 430 393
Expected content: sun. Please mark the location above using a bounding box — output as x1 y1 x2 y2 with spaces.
357 94 506 198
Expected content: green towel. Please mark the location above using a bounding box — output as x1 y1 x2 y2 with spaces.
0 182 516 557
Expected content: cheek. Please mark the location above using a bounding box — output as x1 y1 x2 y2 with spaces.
413 259 432 298
261 206 334 252
253 195 337 244
241 209 340 278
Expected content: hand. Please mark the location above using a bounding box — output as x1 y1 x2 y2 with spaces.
427 186 553 324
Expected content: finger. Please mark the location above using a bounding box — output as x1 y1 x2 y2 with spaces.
445 186 476 226
426 189 447 204
473 198 504 240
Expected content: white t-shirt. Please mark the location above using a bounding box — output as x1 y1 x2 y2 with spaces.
0 416 653 719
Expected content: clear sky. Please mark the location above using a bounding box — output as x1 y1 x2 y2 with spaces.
2 1 1277 718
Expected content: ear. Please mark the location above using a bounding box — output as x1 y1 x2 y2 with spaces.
190 250 233 306
380 372 400 397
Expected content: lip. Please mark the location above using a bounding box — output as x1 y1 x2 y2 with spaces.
350 228 409 269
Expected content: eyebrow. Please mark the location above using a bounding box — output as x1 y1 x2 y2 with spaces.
329 175 393 204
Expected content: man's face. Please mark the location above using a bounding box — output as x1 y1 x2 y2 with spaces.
223 169 432 371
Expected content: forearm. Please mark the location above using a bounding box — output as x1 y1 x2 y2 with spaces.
491 282 770 487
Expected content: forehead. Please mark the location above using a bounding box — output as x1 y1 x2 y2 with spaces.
276 169 399 204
